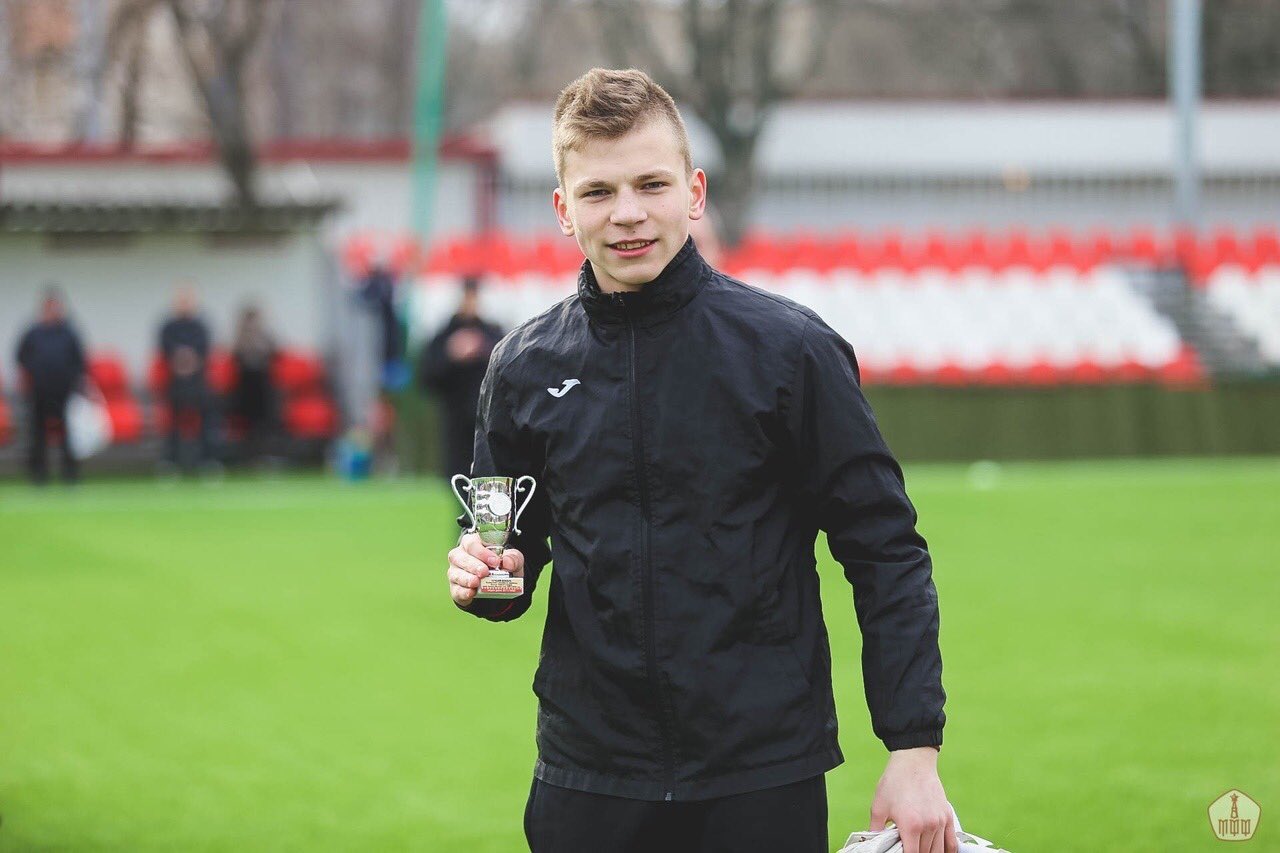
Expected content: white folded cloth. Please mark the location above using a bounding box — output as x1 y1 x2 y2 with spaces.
838 803 1012 852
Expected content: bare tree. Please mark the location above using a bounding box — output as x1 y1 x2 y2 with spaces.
165 0 276 207
70 0 109 141
103 0 164 148
589 0 840 246
1204 0 1280 97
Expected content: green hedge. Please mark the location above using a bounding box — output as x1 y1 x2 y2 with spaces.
863 381 1280 462
399 380 1280 474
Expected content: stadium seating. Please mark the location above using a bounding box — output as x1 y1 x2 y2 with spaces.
1204 265 1280 365
272 350 339 440
147 348 338 441
88 353 144 443
380 228 1220 386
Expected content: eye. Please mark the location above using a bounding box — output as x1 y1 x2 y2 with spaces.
642 181 667 190
583 188 609 198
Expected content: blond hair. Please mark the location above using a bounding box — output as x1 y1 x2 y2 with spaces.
552 68 693 187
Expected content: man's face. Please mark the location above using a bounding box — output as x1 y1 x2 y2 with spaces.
554 118 707 293
174 285 198 317
40 297 64 324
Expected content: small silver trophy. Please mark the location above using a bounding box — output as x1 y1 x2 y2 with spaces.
451 474 537 599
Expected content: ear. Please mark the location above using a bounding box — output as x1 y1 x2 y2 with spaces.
687 168 708 221
553 187 575 236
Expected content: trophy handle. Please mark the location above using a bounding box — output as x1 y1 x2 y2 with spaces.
511 475 537 536
450 474 477 532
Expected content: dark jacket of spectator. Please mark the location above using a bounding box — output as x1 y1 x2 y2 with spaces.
159 315 211 391
17 320 85 396
419 312 504 478
16 305 86 483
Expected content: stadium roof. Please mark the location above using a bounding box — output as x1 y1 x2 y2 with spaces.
0 198 341 234
0 135 496 165
482 100 1280 180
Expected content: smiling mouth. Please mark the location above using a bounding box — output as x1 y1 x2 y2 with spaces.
610 239 656 251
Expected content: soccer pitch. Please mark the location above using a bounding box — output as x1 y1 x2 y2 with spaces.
2 459 1277 851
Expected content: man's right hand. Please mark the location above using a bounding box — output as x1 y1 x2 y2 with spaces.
447 532 526 608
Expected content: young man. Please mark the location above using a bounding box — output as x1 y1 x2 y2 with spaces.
447 68 956 853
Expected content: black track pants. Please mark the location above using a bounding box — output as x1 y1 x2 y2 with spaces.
524 774 828 853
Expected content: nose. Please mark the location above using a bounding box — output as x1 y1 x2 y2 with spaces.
610 188 647 226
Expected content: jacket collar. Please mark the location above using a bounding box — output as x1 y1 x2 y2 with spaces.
578 236 709 327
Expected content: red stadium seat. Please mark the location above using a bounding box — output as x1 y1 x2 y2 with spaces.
1158 346 1206 385
1253 227 1280 266
1081 230 1116 270
977 362 1017 385
284 395 338 439
830 232 869 272
0 367 10 445
1124 228 1162 264
1046 229 1081 270
206 349 237 396
388 234 423 277
1067 360 1108 384
1022 360 1063 386
85 352 144 445
887 361 924 385
88 354 130 396
106 399 143 443
271 350 325 395
147 354 169 397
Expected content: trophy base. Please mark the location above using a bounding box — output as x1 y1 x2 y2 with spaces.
477 571 524 599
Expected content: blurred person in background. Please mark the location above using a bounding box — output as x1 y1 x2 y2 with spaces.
418 277 504 480
358 261 409 392
158 283 220 474
15 287 86 485
230 304 280 468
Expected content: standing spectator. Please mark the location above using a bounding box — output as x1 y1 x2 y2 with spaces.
15 288 86 485
230 304 279 467
158 284 219 473
418 277 504 479
358 262 408 391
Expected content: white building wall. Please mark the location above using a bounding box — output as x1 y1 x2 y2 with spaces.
1 231 331 387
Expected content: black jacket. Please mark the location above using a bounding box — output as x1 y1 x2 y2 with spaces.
420 314 505 478
419 314 505 408
462 238 945 801
16 320 85 395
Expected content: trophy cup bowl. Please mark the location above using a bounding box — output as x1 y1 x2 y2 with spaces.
451 474 537 600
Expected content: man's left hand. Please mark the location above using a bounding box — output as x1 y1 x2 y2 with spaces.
867 746 958 853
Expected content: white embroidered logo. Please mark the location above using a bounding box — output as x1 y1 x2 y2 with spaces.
547 379 581 398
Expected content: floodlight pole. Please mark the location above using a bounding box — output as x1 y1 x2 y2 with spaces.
412 0 449 242
1169 0 1202 232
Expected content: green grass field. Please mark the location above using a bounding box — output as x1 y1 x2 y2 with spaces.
2 458 1277 851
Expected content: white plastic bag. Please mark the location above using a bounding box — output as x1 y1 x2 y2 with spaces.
65 385 112 460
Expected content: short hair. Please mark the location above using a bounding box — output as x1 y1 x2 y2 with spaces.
552 68 693 188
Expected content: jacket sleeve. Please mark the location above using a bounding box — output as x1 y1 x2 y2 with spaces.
788 315 946 752
16 329 31 373
456 344 553 623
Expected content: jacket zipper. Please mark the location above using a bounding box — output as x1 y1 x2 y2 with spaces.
622 299 677 801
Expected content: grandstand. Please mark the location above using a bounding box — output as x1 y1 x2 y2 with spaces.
347 226 1280 391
